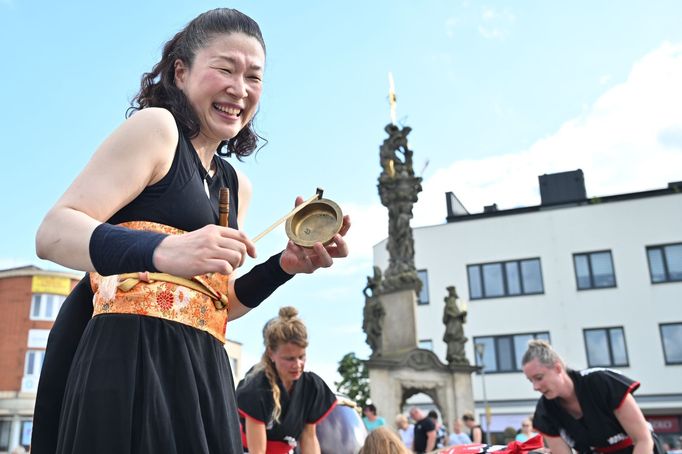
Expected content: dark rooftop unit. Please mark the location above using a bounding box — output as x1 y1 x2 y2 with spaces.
445 191 469 218
445 169 679 223
539 169 587 206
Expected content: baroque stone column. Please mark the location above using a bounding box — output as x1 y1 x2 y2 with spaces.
377 124 423 293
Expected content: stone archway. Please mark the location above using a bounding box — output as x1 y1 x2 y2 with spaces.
367 348 477 429
401 387 440 413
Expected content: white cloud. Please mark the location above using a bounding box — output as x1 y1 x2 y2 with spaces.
312 360 344 391
478 7 516 40
411 41 682 224
335 200 387 265
0 257 33 270
478 26 504 40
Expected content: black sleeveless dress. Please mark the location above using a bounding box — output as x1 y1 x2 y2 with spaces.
32 125 243 454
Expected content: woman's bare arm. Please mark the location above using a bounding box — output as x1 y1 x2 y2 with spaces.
36 108 178 270
544 435 573 454
299 423 321 454
36 107 255 277
244 418 267 454
614 394 653 454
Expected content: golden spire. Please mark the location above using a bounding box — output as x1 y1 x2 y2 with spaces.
388 71 397 125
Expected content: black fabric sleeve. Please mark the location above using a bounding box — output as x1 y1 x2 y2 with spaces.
584 369 639 411
89 223 167 276
236 371 274 424
233 252 293 308
532 399 561 436
303 372 337 424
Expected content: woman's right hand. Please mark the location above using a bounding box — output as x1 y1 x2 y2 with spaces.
153 224 256 277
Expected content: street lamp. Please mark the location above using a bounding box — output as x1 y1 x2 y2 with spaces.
474 342 492 445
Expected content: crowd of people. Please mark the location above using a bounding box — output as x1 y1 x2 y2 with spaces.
360 404 538 454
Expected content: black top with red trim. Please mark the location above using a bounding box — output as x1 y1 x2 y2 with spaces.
533 368 640 454
236 370 336 453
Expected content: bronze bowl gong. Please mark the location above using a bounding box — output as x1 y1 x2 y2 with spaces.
285 198 343 247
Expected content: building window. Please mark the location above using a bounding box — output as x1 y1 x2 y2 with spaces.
660 323 682 365
24 350 46 377
30 293 66 321
419 339 433 351
647 243 682 283
20 420 32 449
417 269 429 305
467 258 544 299
0 419 10 451
573 251 616 290
583 327 629 367
473 332 550 373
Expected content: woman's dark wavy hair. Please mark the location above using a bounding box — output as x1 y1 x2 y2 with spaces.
127 8 266 158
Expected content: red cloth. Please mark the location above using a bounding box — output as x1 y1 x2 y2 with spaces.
495 434 544 454
440 443 487 454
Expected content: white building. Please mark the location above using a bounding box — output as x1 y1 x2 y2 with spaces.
373 170 682 443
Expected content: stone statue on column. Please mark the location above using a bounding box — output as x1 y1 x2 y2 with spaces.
378 124 423 293
362 266 385 357
443 286 469 366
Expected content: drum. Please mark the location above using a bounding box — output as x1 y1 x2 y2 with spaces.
317 396 367 454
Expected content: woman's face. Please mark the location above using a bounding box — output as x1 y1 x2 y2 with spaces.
269 342 306 386
174 32 265 147
522 358 563 400
521 419 533 434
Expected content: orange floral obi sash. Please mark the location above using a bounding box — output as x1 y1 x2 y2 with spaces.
89 221 230 343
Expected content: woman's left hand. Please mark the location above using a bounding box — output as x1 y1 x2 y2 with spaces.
280 197 350 275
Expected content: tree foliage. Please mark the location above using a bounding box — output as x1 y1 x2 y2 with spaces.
335 352 370 409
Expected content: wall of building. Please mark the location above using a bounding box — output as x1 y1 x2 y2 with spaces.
374 190 682 434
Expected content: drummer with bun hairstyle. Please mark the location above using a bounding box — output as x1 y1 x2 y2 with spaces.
236 307 336 454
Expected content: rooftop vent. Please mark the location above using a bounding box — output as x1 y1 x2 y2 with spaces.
539 169 587 205
445 191 469 218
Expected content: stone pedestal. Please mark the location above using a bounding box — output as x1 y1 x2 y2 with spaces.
379 288 418 355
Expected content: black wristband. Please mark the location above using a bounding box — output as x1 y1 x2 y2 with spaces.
234 252 294 308
89 223 167 276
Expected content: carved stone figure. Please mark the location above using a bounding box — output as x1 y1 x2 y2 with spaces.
362 267 385 357
443 286 469 366
363 266 382 299
379 124 413 179
377 124 423 292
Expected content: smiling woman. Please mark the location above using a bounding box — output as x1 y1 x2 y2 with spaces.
236 307 337 454
30 7 350 454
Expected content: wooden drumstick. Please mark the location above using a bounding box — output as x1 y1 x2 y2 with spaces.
252 188 324 243
219 187 230 227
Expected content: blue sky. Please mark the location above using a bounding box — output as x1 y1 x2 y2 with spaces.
2 1 682 386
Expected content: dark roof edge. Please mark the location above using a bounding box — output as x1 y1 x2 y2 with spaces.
446 182 682 223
